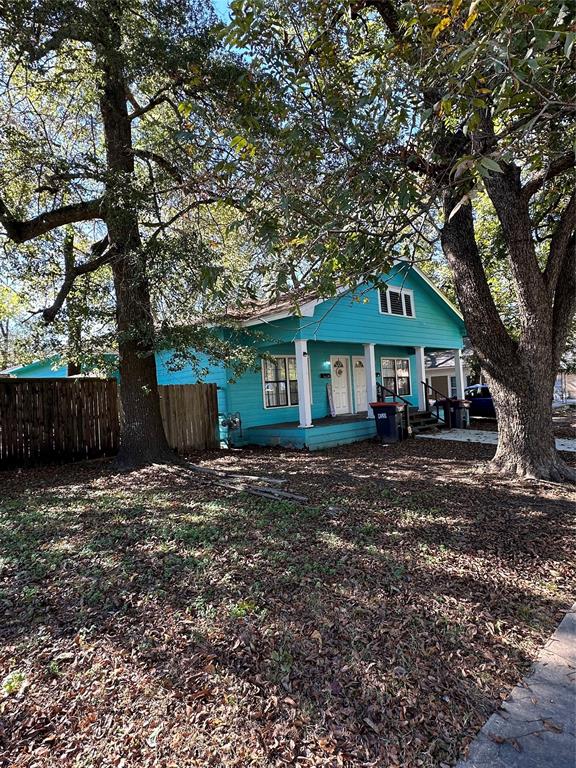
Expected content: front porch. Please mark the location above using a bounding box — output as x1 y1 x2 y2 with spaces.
239 413 377 451
227 338 468 451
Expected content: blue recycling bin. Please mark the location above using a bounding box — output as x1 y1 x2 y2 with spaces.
369 401 406 443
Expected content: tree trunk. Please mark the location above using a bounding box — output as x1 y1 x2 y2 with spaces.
98 16 173 467
441 193 575 482
64 230 82 377
486 361 574 482
0 320 9 370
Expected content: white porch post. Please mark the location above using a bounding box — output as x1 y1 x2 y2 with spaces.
295 339 313 428
454 348 466 399
364 343 377 419
414 346 426 412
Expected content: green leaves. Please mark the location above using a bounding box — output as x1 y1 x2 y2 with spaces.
479 157 504 175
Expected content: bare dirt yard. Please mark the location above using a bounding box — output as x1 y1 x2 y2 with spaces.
1 438 575 767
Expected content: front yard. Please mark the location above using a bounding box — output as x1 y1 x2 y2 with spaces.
1 439 574 767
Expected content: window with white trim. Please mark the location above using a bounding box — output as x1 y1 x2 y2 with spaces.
379 287 415 317
381 358 411 396
262 356 298 408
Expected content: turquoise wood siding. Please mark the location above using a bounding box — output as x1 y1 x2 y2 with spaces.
155 350 229 418
238 419 377 451
11 359 67 378
297 268 465 349
225 342 297 429
226 341 421 432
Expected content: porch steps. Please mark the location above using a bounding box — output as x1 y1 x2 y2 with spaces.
410 410 441 434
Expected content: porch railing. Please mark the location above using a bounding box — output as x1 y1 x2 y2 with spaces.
421 381 448 425
375 382 412 436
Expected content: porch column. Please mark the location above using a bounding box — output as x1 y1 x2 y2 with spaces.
295 339 313 428
364 343 377 418
414 346 426 412
454 348 466 399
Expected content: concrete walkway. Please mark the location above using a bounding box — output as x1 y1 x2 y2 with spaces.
416 429 576 453
456 605 576 768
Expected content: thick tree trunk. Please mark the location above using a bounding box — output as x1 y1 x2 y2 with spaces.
486 364 575 482
98 17 173 467
111 254 173 466
441 193 575 482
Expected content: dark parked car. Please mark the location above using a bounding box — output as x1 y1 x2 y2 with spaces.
465 384 496 418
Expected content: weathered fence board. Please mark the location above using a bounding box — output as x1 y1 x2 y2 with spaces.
0 379 218 467
158 383 219 452
0 378 120 467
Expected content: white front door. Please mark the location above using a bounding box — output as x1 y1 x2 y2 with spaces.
330 356 351 415
352 356 368 412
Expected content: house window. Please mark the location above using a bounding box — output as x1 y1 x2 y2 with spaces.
262 356 299 408
379 287 415 317
381 358 411 396
450 376 457 398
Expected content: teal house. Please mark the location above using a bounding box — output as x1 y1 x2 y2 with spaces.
3 264 467 451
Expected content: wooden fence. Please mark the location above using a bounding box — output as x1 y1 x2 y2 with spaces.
0 379 219 467
158 383 219 452
0 378 119 467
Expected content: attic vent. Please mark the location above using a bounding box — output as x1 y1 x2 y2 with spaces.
379 287 415 318
404 292 413 317
389 290 404 315
379 288 388 313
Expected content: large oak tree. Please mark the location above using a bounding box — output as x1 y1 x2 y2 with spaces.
228 0 576 481
0 0 252 465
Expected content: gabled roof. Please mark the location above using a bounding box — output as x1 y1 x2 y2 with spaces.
229 263 463 327
0 355 63 377
224 291 321 326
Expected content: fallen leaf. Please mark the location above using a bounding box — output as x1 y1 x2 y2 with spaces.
542 718 564 733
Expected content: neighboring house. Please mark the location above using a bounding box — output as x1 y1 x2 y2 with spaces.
425 345 480 399
3 264 467 450
2 354 119 380
555 371 576 401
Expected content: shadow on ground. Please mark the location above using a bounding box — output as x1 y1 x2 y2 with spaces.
1 438 574 767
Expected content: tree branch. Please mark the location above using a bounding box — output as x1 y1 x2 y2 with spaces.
0 197 104 243
132 149 184 183
522 151 576 200
351 1 401 41
128 85 173 120
545 190 576 292
552 233 576 366
42 236 115 323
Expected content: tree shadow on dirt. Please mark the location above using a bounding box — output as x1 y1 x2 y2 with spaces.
1 439 574 767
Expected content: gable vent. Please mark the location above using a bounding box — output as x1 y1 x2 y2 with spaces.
403 292 413 317
389 290 404 315
379 288 388 313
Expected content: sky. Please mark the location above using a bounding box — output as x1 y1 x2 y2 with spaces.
213 0 230 20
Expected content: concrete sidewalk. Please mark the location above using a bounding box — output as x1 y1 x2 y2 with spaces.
456 605 576 768
416 429 576 453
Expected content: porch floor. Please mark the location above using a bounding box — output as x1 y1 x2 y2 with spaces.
249 412 369 431
237 412 376 451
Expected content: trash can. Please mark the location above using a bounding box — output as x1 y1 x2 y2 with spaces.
369 401 406 443
439 398 470 428
449 398 471 428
